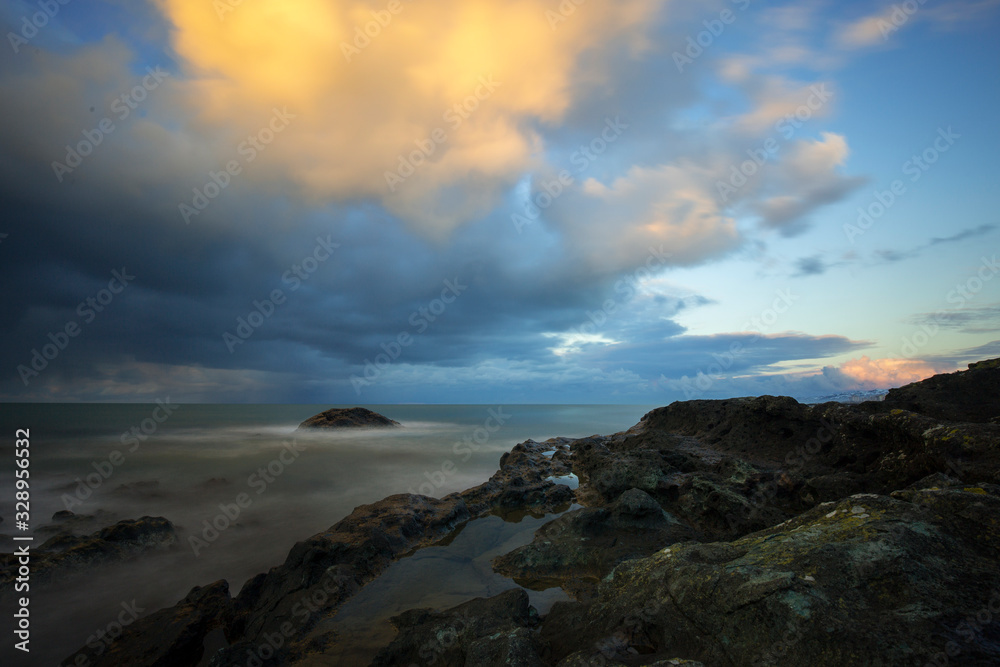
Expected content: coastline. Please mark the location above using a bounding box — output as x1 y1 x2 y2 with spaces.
8 361 1000 665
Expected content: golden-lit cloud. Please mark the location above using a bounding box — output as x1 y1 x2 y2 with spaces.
832 355 947 389
574 162 740 271
155 0 662 235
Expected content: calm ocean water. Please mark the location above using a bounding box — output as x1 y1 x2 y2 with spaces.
0 403 657 664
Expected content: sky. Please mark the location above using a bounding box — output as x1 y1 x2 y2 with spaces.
0 0 998 404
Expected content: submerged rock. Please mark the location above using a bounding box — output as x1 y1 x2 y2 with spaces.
297 406 401 429
1 516 176 592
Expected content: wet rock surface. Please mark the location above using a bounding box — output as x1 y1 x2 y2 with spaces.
370 588 543 667
492 489 694 599
297 406 401 429
62 359 1000 665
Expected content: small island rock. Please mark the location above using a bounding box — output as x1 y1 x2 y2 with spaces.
298 406 401 430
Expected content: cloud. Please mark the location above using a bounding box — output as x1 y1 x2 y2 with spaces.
555 161 742 274
875 224 997 264
793 255 826 276
835 12 896 49
751 132 866 234
575 330 868 379
821 355 946 390
909 303 1000 334
0 0 919 405
152 0 662 237
929 224 996 246
835 0 1000 49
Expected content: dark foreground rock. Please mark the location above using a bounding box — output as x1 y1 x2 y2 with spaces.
881 357 1000 424
370 588 543 666
297 406 401 429
492 488 694 599
541 483 1000 665
62 581 233 667
63 359 1000 666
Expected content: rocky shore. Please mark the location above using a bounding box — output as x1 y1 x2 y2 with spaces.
57 360 1000 665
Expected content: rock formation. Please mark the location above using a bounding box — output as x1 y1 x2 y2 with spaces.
296 406 401 429
61 359 1000 666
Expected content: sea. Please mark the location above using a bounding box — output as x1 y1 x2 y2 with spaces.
0 404 657 665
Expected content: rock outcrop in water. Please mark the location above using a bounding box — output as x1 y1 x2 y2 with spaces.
2 516 176 592
62 360 1000 666
297 406 401 429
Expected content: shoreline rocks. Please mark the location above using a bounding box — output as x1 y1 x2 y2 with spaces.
61 359 1000 666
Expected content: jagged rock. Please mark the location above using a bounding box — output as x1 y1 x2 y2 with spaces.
61 580 234 667
297 407 401 429
1 516 176 591
540 487 1000 665
211 494 470 665
370 588 544 666
882 359 1000 423
457 438 577 517
492 489 694 598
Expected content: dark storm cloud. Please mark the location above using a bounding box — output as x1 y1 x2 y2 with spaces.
0 4 876 402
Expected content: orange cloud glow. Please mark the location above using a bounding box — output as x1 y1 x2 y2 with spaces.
833 355 948 389
155 0 661 235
